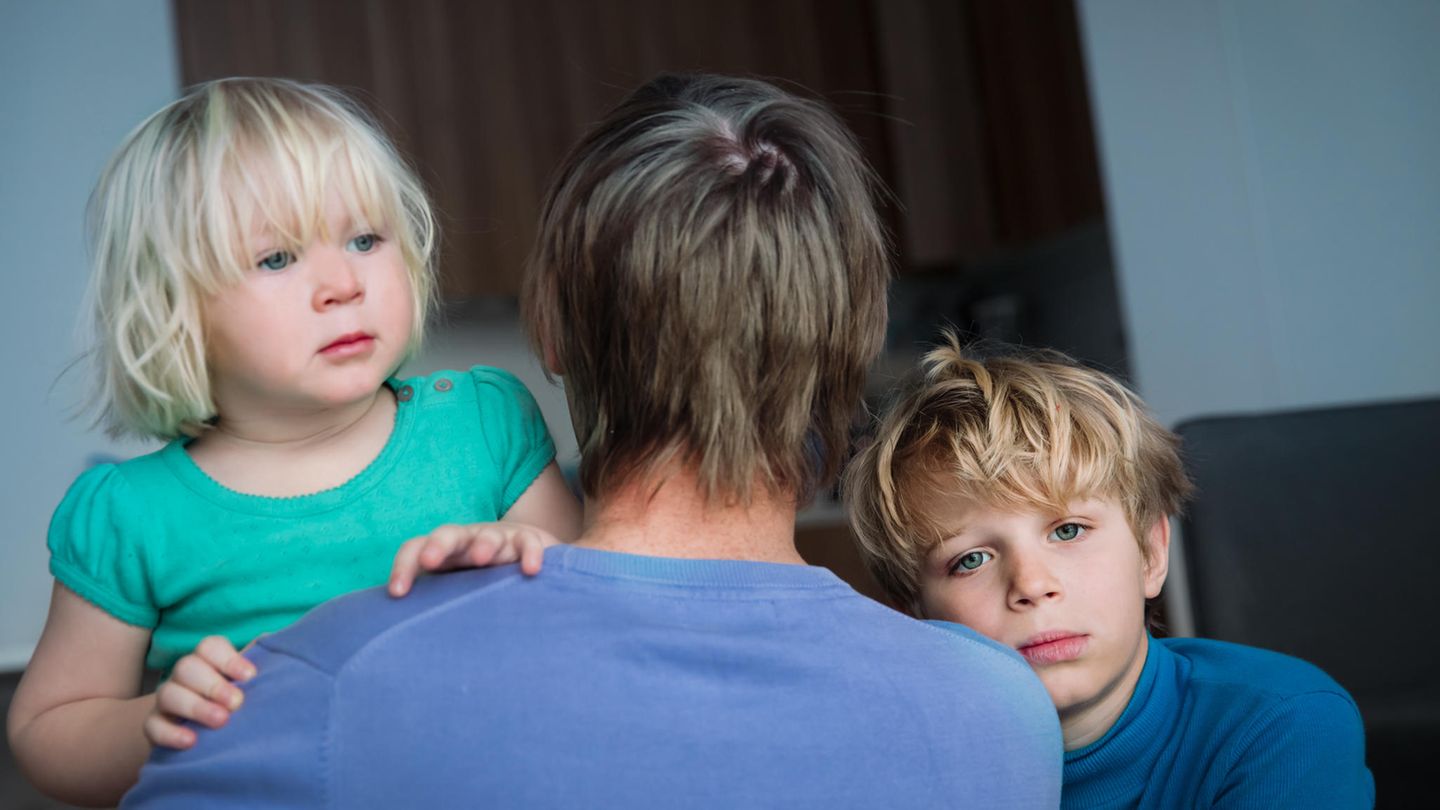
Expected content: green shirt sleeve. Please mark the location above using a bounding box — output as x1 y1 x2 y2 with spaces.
468 367 557 514
47 463 159 628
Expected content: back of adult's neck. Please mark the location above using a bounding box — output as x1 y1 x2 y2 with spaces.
575 465 805 565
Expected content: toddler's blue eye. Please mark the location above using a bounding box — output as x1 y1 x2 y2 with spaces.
258 251 293 271
950 550 993 574
1051 523 1085 542
347 233 379 253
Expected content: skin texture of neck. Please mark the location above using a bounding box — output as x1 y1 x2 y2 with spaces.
1058 632 1149 751
576 462 805 565
186 387 397 496
206 377 394 444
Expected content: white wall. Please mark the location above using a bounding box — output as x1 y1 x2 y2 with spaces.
0 1 179 669
1077 0 1440 429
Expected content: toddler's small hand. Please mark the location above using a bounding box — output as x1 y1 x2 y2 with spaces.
145 635 256 749
388 522 560 597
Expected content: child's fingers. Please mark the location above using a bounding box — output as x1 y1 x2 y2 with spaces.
461 526 505 567
394 523 557 595
388 536 427 596
170 651 245 712
518 530 548 576
144 711 197 750
194 635 255 682
391 525 485 595
416 525 462 568
154 679 230 730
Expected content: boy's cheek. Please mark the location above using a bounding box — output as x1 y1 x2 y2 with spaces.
918 585 995 634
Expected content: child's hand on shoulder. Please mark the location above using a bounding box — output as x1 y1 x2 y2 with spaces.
147 636 256 749
388 522 561 597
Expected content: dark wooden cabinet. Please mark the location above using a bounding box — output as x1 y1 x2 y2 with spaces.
176 0 888 298
175 0 1101 296
874 0 1105 267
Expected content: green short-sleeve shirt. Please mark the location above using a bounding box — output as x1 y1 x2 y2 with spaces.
47 367 556 672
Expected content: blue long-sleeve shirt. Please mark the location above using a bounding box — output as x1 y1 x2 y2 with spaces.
1062 636 1374 809
123 545 1062 809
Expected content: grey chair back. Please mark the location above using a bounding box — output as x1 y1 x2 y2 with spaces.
1178 398 1440 806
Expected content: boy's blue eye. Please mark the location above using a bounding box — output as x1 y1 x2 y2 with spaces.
1050 523 1086 542
257 250 294 271
347 233 380 253
950 550 993 575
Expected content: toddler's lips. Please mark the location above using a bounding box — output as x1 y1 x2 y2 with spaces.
1017 633 1088 666
319 332 375 357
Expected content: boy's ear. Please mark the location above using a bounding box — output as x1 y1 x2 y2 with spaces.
1142 517 1172 599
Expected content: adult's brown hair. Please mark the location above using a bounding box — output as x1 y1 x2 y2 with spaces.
523 73 890 505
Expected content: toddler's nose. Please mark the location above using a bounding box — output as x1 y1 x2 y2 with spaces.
313 250 364 309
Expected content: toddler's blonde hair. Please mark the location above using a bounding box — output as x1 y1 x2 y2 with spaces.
88 77 437 439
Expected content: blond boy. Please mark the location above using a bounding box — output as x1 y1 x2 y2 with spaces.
848 333 1374 809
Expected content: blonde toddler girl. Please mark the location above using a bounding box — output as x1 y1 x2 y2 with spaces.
6 78 580 806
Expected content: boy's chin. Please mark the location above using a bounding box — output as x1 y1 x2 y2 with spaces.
1041 669 1108 717
1046 653 1147 725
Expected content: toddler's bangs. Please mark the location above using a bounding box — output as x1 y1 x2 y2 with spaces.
201 103 400 287
87 77 437 440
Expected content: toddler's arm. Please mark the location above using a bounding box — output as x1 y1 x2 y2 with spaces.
8 585 257 806
388 461 582 596
501 460 584 540
7 583 160 806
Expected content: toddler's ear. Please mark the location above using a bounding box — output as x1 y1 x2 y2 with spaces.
1142 517 1172 599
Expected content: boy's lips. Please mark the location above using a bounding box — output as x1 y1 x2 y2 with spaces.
1016 632 1089 666
319 332 375 357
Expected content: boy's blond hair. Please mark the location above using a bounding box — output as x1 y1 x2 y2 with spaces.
88 77 437 439
846 332 1192 611
522 74 890 504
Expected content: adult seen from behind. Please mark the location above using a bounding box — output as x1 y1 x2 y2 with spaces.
122 74 1062 809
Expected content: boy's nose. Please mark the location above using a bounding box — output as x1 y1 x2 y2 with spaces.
1008 555 1063 608
312 249 364 310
